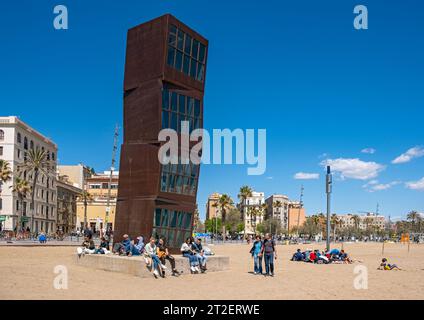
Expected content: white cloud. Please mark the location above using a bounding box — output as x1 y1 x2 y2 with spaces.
369 181 400 192
392 146 424 164
266 176 273 180
294 172 320 180
405 177 424 191
320 158 385 180
361 148 376 154
362 180 379 188
363 180 401 192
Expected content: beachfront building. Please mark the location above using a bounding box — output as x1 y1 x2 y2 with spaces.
238 191 265 235
76 171 118 232
287 201 306 231
265 194 290 229
57 164 92 190
114 14 208 251
56 175 81 233
206 192 222 220
0 116 58 233
265 195 306 232
338 212 386 230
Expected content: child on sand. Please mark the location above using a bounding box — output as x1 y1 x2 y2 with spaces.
378 258 402 270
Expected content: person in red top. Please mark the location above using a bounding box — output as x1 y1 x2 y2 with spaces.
309 251 316 262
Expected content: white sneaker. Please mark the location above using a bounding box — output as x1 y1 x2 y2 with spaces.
195 266 200 272
160 264 167 269
153 269 159 278
190 266 196 272
144 257 149 264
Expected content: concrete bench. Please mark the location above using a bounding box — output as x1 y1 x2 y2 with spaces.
75 253 230 278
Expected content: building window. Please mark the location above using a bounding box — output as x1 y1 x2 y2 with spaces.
0 146 3 156
159 156 199 196
24 137 28 150
152 208 193 248
17 132 21 143
161 86 202 133
0 130 4 141
167 24 206 82
52 152 55 161
30 140 34 150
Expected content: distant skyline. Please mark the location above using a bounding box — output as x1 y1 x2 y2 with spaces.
1 0 423 220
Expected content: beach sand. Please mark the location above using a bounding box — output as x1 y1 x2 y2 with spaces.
0 242 423 300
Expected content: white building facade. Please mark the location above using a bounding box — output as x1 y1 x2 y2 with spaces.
0 116 58 233
238 191 265 234
338 213 386 230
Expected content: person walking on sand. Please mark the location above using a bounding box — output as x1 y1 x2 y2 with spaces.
250 235 263 275
261 233 277 277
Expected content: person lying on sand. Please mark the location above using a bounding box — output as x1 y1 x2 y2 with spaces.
378 258 402 270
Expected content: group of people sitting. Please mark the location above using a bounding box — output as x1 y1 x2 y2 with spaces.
77 233 211 278
290 248 353 264
180 237 209 274
77 236 110 255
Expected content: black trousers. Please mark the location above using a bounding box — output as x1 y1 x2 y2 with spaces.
160 255 176 270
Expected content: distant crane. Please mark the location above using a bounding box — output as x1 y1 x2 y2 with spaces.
104 124 119 233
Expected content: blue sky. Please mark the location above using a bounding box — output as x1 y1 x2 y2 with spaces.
1 0 423 220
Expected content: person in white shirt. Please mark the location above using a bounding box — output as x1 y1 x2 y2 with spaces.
144 237 166 278
181 237 200 273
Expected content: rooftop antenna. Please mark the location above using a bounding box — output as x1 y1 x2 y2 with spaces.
104 124 119 234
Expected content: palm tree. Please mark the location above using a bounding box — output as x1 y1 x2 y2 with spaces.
77 190 93 228
11 177 31 235
248 207 259 234
17 149 52 232
407 210 420 232
260 203 267 226
0 160 12 197
238 185 252 239
0 160 12 230
273 200 282 218
213 194 233 240
0 160 12 187
330 214 340 240
351 214 360 232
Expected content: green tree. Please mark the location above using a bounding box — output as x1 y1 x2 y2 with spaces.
204 217 222 234
407 210 421 233
238 185 253 239
11 177 31 234
212 194 233 240
299 216 321 237
330 214 341 239
18 149 53 232
224 208 242 236
0 160 12 229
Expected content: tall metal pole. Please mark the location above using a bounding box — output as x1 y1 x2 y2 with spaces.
296 185 304 232
105 124 119 235
326 166 332 252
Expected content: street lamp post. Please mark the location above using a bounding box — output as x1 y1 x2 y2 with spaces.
326 166 332 252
